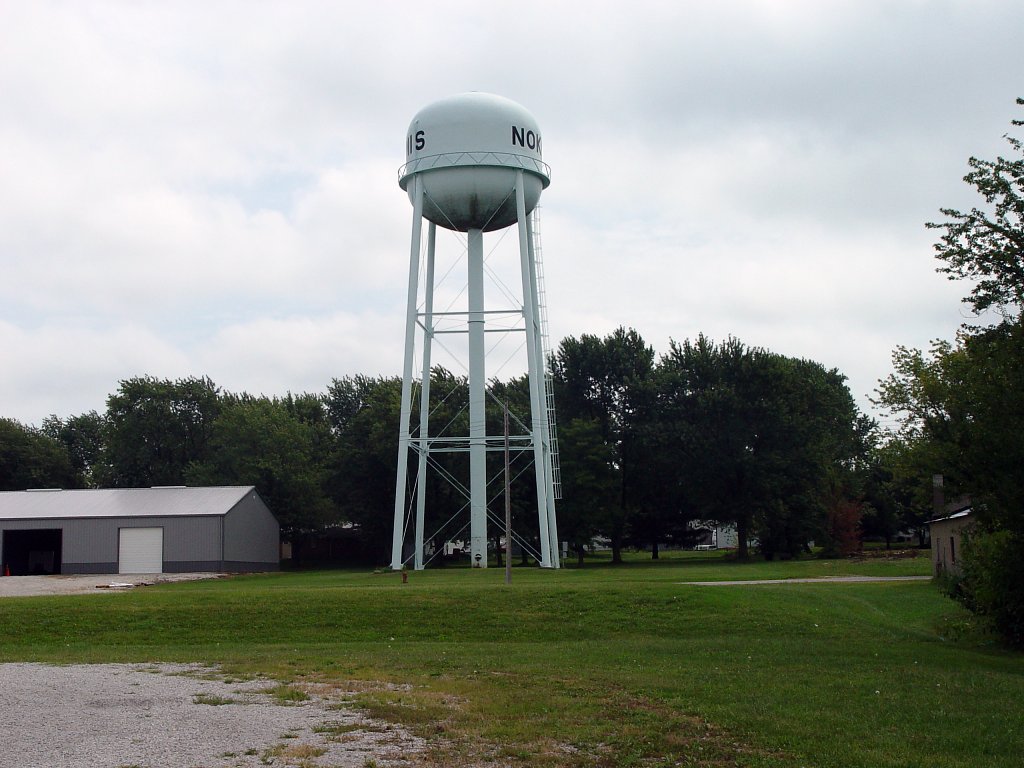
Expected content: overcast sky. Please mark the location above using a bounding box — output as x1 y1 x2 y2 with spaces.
2 1 1022 427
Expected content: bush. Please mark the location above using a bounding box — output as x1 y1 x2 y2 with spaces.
957 529 1024 645
819 499 863 558
934 568 964 601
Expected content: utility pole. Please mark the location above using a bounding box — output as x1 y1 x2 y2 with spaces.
504 401 512 585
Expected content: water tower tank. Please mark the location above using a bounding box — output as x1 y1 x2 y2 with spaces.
399 92 550 232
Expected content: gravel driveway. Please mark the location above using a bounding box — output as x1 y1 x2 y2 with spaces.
0 573 225 598
0 663 424 768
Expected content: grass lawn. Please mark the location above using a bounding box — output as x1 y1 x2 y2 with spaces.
1 551 1020 767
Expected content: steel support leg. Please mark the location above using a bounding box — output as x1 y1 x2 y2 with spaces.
468 228 488 567
515 172 553 567
391 176 424 570
414 222 436 570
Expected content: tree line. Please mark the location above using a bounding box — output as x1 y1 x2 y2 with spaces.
3 324 914 566
873 98 1024 644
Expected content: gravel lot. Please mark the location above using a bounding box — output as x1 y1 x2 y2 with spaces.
0 663 424 768
0 573 226 598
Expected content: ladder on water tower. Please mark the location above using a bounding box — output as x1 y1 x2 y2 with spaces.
531 207 562 500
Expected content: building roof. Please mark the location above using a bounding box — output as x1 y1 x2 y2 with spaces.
926 508 972 526
0 486 258 521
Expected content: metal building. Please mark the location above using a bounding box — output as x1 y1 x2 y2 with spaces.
0 486 279 576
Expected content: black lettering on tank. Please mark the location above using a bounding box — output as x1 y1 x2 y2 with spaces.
512 125 541 153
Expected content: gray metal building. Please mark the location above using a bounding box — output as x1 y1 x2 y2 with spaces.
0 486 279 575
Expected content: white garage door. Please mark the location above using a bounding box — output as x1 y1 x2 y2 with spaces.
118 527 164 574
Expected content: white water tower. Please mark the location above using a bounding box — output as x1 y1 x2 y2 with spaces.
390 92 560 570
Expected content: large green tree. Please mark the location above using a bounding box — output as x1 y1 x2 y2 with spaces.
186 394 334 545
877 98 1024 643
858 438 921 548
553 327 656 563
879 99 1024 535
40 411 105 487
0 418 78 491
659 336 864 560
326 375 404 564
753 355 868 560
656 336 753 555
929 97 1024 318
100 376 221 487
876 324 1024 536
556 417 618 565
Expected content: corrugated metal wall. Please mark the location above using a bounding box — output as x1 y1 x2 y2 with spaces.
223 491 280 568
2 516 223 573
1 492 280 574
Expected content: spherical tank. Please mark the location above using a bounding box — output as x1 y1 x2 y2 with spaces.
399 93 550 232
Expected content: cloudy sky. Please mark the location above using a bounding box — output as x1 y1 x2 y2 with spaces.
2 1 1022 427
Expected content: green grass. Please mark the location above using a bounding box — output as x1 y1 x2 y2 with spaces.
193 692 235 705
261 683 311 704
0 551 1019 767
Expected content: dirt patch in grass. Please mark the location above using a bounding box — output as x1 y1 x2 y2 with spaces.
313 676 786 768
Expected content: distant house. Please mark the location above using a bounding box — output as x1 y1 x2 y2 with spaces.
927 506 972 576
688 520 740 550
0 486 279 576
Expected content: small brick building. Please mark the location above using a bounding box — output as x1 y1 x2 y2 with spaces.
927 507 972 576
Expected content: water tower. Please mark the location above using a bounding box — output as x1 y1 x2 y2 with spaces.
390 92 560 570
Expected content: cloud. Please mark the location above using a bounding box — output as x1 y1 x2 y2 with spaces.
0 320 190 421
193 311 403 397
1 0 1022 425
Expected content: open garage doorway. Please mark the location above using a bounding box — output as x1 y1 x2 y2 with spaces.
2 529 63 575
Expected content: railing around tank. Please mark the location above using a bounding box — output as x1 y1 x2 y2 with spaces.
398 151 551 187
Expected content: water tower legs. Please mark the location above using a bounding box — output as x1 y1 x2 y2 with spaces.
467 227 488 567
391 176 424 572
391 171 559 571
516 172 559 569
413 223 436 571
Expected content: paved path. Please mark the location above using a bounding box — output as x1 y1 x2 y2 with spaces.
681 575 932 586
